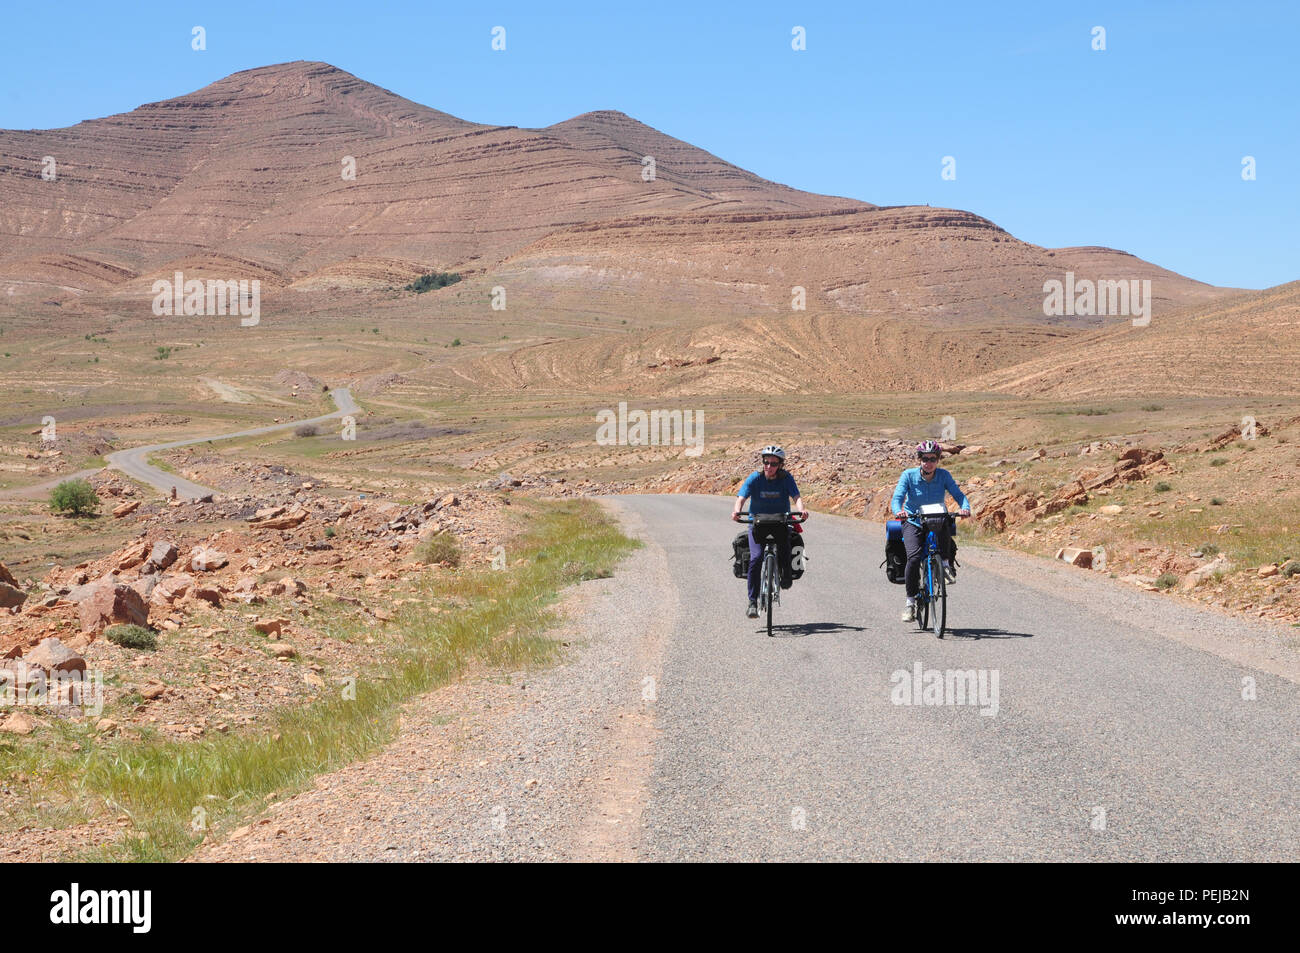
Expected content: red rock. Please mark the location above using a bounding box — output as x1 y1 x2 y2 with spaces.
151 574 195 604
254 617 289 636
190 547 229 571
25 636 87 673
0 582 26 609
112 499 141 518
78 583 149 633
115 543 150 571
192 587 222 607
0 562 18 587
144 541 179 572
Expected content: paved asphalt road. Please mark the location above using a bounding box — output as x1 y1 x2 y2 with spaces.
103 387 358 499
608 495 1298 861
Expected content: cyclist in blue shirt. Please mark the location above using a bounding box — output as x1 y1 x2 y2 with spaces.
732 444 807 618
891 440 971 622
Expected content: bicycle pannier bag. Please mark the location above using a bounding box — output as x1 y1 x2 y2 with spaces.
883 519 906 584
732 531 750 578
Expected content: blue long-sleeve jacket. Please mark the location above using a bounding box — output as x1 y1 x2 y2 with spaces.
890 467 970 525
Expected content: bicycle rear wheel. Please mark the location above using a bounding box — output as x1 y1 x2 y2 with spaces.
931 554 947 637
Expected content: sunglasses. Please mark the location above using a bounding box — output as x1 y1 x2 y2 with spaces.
762 460 781 467
919 455 939 463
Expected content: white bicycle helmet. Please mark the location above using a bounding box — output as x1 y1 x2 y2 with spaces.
759 444 786 461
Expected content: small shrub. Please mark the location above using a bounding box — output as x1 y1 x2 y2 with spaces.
49 478 100 516
404 271 462 294
1154 482 1172 492
414 532 461 567
294 424 318 438
1210 497 1225 506
105 624 157 650
1141 404 1164 412
1198 543 1220 557
1154 573 1179 590
1077 407 1114 416
1210 458 1228 467
154 346 171 360
451 338 462 347
1282 561 1300 578
323 526 336 538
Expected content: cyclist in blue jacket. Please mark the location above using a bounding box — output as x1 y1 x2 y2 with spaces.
732 444 807 618
891 440 972 622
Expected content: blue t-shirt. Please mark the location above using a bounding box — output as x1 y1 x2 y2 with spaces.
738 470 801 515
890 467 970 525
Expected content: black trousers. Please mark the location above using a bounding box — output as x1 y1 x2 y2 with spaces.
903 520 954 598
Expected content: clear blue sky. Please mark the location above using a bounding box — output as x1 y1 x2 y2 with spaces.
3 0 1295 289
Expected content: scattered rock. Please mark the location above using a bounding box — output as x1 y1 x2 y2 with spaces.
190 547 229 572
254 617 290 637
151 573 195 604
144 541 179 573
1099 504 1123 515
270 643 297 658
26 637 87 674
1182 555 1232 590
0 562 19 587
0 712 35 735
115 543 150 571
79 583 149 633
1055 547 1094 569
0 582 27 610
112 499 142 518
191 586 222 607
1258 564 1279 578
249 509 309 530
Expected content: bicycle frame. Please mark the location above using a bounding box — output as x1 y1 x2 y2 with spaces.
905 507 960 637
739 510 807 636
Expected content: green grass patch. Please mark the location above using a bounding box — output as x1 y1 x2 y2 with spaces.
15 498 635 862
1154 573 1179 590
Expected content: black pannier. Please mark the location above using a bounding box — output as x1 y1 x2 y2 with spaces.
732 531 750 578
785 532 805 587
733 526 806 586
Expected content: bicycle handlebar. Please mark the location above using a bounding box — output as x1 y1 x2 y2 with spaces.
737 511 808 524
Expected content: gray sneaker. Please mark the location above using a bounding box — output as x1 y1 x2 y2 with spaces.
746 600 759 619
901 603 916 622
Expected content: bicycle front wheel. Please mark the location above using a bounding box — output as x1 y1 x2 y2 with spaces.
931 554 947 637
763 551 777 636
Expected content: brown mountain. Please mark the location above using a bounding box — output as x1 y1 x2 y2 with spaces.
0 60 1268 399
0 61 859 298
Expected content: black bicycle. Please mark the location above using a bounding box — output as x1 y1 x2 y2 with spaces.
739 511 807 637
904 506 964 638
